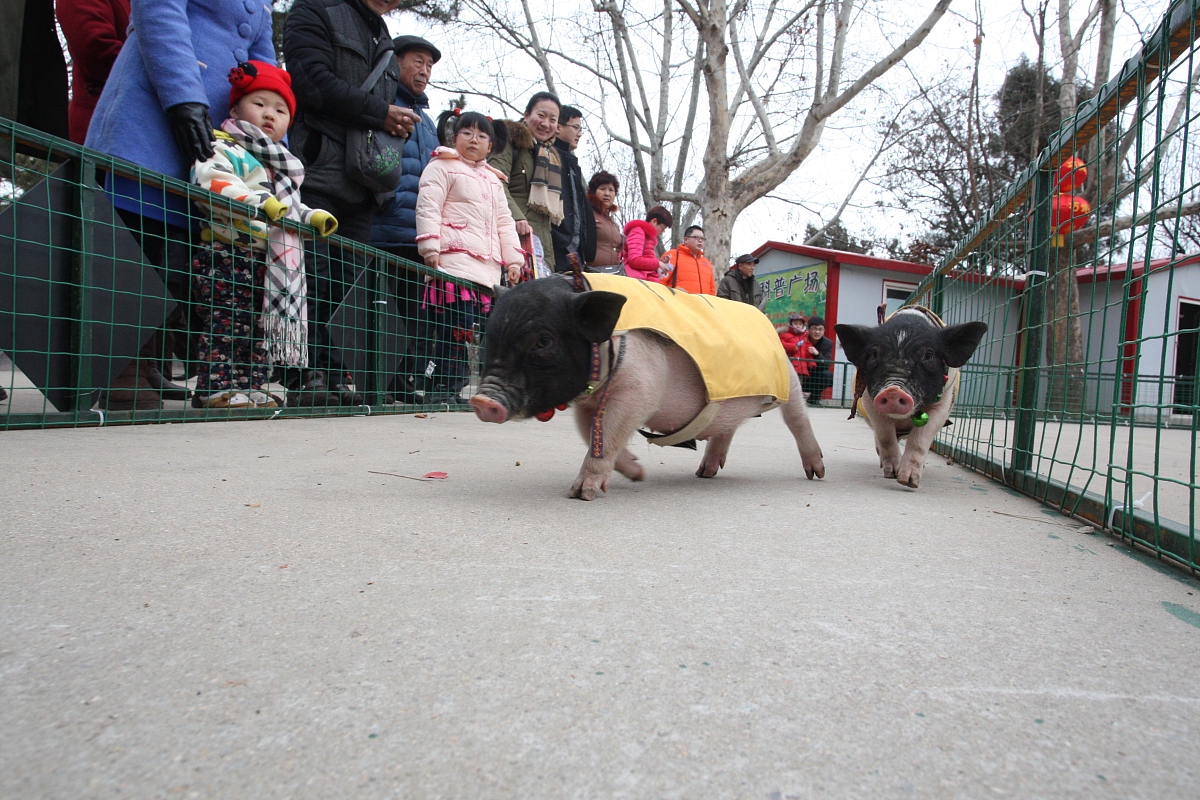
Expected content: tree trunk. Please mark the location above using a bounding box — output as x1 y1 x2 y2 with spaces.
1044 243 1086 414
702 202 736 283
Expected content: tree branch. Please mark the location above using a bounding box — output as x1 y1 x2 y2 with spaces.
1075 198 1200 239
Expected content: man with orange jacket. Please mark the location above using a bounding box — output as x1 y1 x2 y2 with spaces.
660 225 716 294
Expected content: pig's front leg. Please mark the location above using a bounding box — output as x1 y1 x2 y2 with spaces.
780 372 825 479
861 395 902 478
568 335 669 500
568 402 650 499
895 393 953 489
570 400 647 498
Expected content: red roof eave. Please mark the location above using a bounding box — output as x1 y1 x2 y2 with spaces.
753 241 934 277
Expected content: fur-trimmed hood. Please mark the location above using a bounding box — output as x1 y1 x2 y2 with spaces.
623 218 658 237
499 119 537 152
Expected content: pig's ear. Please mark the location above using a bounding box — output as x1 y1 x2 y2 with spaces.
834 324 872 366
939 321 988 367
573 291 627 343
492 284 510 298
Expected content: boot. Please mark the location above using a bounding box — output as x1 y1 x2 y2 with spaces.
0 385 7 401
332 382 363 406
146 364 191 401
387 376 420 404
99 362 161 411
423 383 462 405
286 370 336 407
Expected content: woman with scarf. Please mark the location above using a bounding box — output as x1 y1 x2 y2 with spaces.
189 61 337 408
489 91 563 274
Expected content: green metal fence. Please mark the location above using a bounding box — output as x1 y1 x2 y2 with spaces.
1 119 492 429
908 0 1200 572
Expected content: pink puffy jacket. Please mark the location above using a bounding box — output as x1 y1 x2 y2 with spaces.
621 219 662 281
415 147 525 287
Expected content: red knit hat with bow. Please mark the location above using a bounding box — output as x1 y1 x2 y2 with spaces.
228 61 297 122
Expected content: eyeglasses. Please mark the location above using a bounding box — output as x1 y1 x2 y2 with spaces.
686 235 705 242
457 129 491 142
561 123 583 132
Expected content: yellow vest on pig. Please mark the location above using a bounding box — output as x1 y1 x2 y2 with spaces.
585 273 791 404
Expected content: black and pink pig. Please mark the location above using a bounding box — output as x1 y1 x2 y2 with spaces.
835 308 987 488
470 275 825 500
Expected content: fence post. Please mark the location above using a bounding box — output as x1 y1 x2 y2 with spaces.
930 272 945 319
70 156 97 413
364 256 383 407
1012 167 1053 478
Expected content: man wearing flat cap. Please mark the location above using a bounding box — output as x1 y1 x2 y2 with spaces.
717 254 766 311
371 34 442 266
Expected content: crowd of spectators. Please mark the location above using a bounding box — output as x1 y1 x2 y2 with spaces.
0 0 833 408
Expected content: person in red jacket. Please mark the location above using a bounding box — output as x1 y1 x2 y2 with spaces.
621 204 673 281
659 225 715 294
56 0 131 144
778 313 811 377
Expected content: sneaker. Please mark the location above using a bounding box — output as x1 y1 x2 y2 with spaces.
247 391 281 408
194 391 252 409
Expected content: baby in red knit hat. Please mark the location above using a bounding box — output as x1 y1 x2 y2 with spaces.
189 61 337 410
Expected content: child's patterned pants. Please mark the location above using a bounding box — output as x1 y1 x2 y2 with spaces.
193 241 267 395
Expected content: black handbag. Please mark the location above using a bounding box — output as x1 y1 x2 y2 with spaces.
345 50 406 197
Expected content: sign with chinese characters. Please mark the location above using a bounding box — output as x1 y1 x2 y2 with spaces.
759 261 827 328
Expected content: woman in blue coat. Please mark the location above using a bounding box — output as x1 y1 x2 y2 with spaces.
83 0 275 410
86 0 276 227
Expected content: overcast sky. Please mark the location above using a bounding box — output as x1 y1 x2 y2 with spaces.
386 0 1170 260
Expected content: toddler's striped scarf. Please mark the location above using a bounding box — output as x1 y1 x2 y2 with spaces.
527 141 565 225
221 118 309 368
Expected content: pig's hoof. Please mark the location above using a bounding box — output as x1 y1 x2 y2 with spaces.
804 459 825 479
695 465 718 478
895 467 921 488
881 460 898 479
569 472 608 500
615 450 645 482
896 456 924 488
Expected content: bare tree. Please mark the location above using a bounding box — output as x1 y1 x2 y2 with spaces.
439 0 952 272
1044 0 1114 413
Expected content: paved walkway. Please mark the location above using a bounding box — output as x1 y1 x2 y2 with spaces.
2 407 1198 798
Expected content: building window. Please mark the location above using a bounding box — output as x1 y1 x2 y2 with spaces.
882 281 918 319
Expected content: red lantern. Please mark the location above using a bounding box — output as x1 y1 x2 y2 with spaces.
1056 157 1088 193
1051 193 1091 234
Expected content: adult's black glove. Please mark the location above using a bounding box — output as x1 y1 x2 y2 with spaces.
167 103 216 164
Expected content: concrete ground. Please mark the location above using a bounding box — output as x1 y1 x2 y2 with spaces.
2 407 1198 799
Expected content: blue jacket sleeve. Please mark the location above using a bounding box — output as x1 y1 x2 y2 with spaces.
130 0 207 110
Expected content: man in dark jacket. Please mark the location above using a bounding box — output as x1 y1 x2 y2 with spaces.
717 254 766 312
369 34 441 265
284 0 417 240
799 316 834 406
283 0 418 405
550 106 597 272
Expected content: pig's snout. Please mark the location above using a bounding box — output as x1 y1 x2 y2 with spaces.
470 394 509 424
874 386 915 418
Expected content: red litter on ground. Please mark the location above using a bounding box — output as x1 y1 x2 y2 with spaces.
422 472 448 480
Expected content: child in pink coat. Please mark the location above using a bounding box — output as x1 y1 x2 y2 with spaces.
406 111 524 403
415 112 525 286
621 205 673 281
